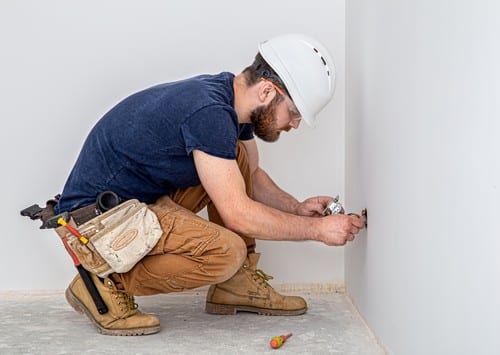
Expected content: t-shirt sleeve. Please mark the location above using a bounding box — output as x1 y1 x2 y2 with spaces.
181 104 239 159
238 123 254 141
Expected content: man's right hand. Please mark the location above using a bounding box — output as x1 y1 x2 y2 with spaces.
319 214 365 246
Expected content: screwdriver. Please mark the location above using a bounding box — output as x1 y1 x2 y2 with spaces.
270 333 292 349
57 217 89 244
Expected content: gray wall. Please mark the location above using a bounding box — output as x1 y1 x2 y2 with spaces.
1 0 345 290
345 1 500 354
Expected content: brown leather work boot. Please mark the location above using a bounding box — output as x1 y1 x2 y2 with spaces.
205 253 307 316
65 273 160 336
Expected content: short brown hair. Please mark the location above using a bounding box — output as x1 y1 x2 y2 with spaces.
242 53 290 97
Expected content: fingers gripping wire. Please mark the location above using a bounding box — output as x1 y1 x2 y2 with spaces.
348 209 368 228
322 196 368 228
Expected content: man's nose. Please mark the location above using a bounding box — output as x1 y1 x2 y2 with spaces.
289 118 301 129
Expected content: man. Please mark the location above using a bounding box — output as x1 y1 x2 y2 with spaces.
55 34 365 336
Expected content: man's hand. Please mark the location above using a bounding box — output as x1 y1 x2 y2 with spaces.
293 196 334 217
318 214 366 246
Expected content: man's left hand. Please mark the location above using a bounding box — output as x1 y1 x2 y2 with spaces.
294 196 333 217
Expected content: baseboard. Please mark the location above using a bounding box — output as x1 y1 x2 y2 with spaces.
0 282 346 296
272 282 345 294
190 282 346 295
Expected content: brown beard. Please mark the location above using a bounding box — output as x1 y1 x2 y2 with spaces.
250 96 282 142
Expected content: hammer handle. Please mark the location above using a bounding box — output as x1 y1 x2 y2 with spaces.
62 237 108 314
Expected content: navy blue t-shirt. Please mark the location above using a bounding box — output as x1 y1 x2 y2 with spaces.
56 72 253 213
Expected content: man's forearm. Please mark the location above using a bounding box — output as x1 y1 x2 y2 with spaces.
251 167 299 214
224 196 322 242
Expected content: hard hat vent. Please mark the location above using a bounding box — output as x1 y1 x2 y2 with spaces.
312 47 332 88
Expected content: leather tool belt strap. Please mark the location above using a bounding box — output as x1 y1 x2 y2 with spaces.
20 196 100 229
70 203 100 226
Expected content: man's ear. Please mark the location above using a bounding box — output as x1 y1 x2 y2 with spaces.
257 80 276 105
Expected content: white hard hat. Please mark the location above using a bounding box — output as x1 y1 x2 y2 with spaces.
258 34 336 126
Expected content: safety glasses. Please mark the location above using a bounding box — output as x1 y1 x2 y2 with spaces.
261 78 301 121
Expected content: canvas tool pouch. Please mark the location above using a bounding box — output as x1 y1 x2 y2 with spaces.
55 199 162 278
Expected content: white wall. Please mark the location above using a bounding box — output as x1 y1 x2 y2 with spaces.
0 0 345 290
346 1 500 354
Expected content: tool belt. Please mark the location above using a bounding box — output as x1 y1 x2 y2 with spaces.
21 194 163 278
55 200 162 277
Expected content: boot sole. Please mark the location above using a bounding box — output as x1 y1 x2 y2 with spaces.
65 287 160 336
205 302 307 316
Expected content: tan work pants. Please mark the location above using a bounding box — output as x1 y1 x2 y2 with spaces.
113 142 254 296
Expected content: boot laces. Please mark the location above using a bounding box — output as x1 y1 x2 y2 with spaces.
254 269 274 286
113 289 139 313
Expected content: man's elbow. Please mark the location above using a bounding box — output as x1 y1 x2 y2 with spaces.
222 213 247 235
217 206 252 236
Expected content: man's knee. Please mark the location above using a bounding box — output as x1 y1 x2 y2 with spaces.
211 229 247 283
